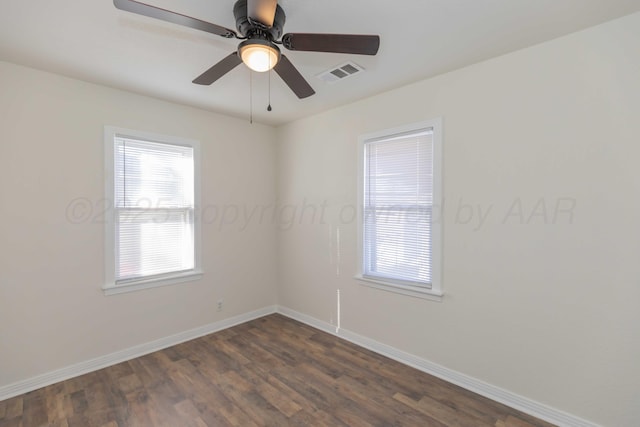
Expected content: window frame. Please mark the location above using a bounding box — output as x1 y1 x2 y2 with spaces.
103 126 202 296
356 119 443 301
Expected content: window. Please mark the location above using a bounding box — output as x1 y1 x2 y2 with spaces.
357 119 442 300
104 126 201 295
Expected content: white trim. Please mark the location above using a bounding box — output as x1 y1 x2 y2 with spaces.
102 270 203 296
356 118 444 297
276 306 600 427
0 306 277 402
103 126 203 296
277 306 339 335
354 275 443 301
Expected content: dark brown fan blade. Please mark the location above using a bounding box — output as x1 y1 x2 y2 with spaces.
193 52 243 85
274 55 315 99
113 0 236 38
282 33 380 55
247 0 277 28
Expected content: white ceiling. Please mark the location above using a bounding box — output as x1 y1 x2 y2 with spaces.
1 0 639 126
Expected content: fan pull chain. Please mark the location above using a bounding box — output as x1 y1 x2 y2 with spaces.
267 55 272 112
249 70 253 124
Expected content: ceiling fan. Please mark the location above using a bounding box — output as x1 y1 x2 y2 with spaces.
113 0 381 99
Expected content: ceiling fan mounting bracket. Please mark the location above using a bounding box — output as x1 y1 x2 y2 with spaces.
281 33 293 50
233 0 285 40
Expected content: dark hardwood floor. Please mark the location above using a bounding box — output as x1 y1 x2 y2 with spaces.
0 314 555 427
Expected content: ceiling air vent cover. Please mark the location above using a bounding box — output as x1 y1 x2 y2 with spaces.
316 61 364 83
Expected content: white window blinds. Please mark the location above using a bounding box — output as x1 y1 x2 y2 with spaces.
363 128 434 287
114 137 195 283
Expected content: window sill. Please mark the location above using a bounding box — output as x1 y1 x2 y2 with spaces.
103 270 203 296
355 275 443 302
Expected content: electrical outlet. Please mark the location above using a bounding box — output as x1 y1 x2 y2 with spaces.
217 299 224 312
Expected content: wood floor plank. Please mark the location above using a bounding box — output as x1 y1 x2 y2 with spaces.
223 334 286 369
0 417 23 427
336 373 439 426
288 409 336 427
21 392 48 427
1 314 557 427
418 393 495 427
285 362 393 427
69 390 88 416
96 370 130 426
166 354 250 426
3 397 23 420
245 363 343 426
215 370 291 426
123 389 155 427
173 400 208 427
43 383 71 423
233 364 303 417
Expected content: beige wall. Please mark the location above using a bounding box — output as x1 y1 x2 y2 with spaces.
276 12 640 427
0 61 277 386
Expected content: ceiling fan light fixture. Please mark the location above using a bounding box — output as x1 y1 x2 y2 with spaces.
238 38 280 72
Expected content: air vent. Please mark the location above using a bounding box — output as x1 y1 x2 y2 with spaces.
316 61 364 83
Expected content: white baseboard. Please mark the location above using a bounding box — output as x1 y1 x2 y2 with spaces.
276 305 600 427
0 305 277 401
0 304 600 427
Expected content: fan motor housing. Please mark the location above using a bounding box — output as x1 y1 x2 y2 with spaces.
233 0 286 40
